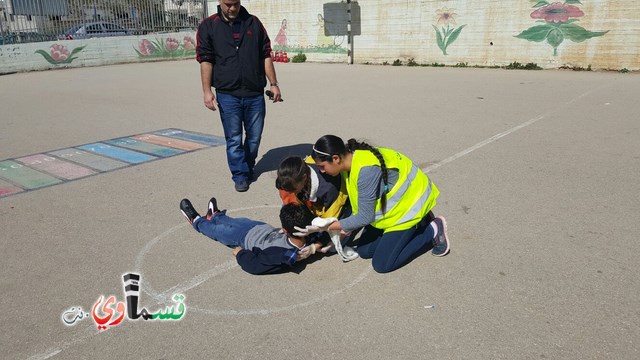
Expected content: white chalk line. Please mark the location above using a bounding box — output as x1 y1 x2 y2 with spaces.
134 204 372 316
422 85 605 174
27 85 606 359
188 266 372 316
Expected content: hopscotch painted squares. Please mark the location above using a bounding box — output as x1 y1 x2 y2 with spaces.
0 129 225 198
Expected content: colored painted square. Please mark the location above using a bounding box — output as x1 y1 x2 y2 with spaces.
132 134 208 151
78 143 157 164
0 160 62 190
105 138 184 157
0 129 222 198
16 154 96 180
0 178 23 197
154 129 226 146
48 149 129 172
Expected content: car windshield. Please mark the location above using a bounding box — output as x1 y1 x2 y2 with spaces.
103 23 125 31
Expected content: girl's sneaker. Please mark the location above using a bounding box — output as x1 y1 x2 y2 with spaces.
431 216 450 256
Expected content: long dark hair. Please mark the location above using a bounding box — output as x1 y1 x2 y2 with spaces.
276 156 310 193
312 135 389 213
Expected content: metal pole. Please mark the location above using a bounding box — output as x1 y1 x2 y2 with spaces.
347 0 353 64
202 0 208 20
0 9 5 41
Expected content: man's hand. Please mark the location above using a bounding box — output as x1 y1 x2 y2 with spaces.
268 86 282 102
232 246 242 256
204 91 217 111
293 217 337 237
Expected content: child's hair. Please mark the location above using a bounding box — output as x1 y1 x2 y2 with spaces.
280 203 315 237
312 134 389 213
275 156 310 192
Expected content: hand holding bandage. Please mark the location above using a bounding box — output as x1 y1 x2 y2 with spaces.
293 217 338 237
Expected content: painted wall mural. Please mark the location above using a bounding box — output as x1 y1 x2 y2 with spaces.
274 19 288 48
270 12 347 54
135 36 197 58
35 44 86 65
432 7 466 55
1 1 638 73
515 0 609 55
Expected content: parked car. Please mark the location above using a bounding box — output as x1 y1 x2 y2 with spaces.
59 22 132 40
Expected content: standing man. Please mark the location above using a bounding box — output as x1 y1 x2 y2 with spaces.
196 0 282 192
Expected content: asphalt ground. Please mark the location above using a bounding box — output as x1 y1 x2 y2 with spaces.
1 61 639 360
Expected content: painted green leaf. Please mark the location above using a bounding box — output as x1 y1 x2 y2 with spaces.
446 27 453 37
152 39 164 51
445 25 466 48
432 25 445 51
532 1 550 8
515 24 553 42
34 49 57 64
564 0 582 5
68 45 86 57
63 56 78 64
546 28 564 49
559 23 609 42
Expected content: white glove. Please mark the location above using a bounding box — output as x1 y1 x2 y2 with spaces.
296 244 316 261
293 217 337 237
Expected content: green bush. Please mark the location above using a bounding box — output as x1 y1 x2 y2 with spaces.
392 59 402 66
291 52 307 63
504 61 542 70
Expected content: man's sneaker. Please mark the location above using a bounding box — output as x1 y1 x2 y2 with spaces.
180 199 200 225
431 216 450 257
206 197 220 220
234 180 250 192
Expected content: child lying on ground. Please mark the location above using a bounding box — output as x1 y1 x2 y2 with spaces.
179 197 330 275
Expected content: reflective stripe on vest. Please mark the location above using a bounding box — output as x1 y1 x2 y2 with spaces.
346 148 439 232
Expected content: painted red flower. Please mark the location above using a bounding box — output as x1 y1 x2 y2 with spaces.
531 2 584 23
166 37 179 52
183 36 195 50
50 44 70 62
139 39 155 56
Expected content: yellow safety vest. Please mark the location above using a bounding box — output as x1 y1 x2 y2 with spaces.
344 148 439 232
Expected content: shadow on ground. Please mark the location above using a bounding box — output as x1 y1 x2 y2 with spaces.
253 143 313 180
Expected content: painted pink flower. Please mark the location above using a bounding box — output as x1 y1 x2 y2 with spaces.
166 37 179 52
139 39 155 56
183 36 195 50
50 44 70 62
531 2 584 23
435 7 457 26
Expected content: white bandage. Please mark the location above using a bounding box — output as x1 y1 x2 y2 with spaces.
329 230 359 262
293 217 338 237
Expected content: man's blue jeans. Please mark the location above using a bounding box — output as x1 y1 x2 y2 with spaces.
192 210 265 248
216 92 266 183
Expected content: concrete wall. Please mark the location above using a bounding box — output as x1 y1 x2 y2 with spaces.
1 0 638 73
248 0 639 70
0 32 197 74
